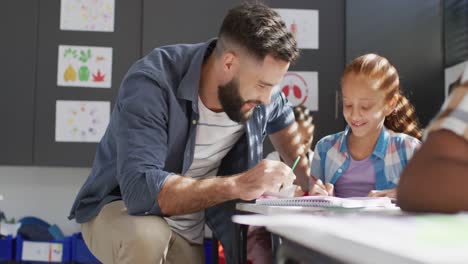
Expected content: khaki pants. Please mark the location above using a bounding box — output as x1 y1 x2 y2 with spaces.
81 200 204 264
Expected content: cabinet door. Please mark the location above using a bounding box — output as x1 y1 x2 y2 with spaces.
0 0 38 165
33 0 143 166
346 0 444 126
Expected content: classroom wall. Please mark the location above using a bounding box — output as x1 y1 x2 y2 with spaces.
346 0 444 126
0 0 346 237
0 166 90 235
1 0 458 237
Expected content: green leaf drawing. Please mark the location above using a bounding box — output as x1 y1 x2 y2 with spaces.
64 48 79 59
79 49 92 63
64 48 72 57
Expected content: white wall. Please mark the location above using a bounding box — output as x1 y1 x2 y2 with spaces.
0 166 90 236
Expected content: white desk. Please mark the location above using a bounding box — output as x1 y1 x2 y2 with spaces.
234 203 468 264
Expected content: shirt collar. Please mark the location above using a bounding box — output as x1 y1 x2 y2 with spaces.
176 38 217 103
373 126 390 159
338 126 390 159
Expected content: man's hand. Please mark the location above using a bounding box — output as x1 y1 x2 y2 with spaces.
233 159 296 201
310 179 334 196
270 123 312 191
368 188 396 199
158 159 295 215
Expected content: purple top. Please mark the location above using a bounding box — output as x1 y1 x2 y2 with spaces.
334 156 376 198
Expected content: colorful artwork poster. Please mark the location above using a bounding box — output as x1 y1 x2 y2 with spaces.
274 8 319 49
57 45 112 88
280 71 318 111
55 100 110 143
60 0 115 32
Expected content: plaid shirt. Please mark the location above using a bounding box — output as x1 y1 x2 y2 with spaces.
311 126 421 190
424 85 468 142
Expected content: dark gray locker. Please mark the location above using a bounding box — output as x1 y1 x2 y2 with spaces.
444 0 468 67
346 0 444 126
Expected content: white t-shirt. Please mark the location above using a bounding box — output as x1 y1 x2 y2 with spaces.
165 97 244 244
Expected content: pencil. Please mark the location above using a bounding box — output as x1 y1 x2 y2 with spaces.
291 155 301 171
291 155 318 182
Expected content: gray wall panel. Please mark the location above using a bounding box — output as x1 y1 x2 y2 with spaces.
143 0 346 156
0 1 38 165
33 0 142 166
346 0 444 126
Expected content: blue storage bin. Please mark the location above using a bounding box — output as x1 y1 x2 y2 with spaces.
71 233 100 264
204 239 213 264
0 235 13 261
15 234 71 263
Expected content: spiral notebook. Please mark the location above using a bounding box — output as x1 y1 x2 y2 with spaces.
255 196 393 208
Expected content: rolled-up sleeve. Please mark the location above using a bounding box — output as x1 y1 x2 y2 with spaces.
115 71 174 216
266 92 295 134
424 86 468 142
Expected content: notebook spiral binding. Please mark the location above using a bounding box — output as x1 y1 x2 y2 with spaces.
256 198 333 207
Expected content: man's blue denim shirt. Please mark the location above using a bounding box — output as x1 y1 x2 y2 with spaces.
69 39 294 263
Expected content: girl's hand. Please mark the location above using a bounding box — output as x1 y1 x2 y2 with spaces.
368 188 397 198
310 179 334 196
294 185 305 197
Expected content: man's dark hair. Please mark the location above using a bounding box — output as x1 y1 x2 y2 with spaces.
217 2 299 63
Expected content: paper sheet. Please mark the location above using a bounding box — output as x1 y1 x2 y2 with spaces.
57 45 113 88
55 100 110 142
445 60 468 98
280 71 318 111
60 0 115 32
274 9 319 49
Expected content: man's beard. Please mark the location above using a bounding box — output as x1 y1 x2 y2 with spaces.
218 77 261 123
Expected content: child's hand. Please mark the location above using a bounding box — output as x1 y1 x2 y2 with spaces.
325 183 334 196
368 188 396 198
310 179 334 196
294 185 305 197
